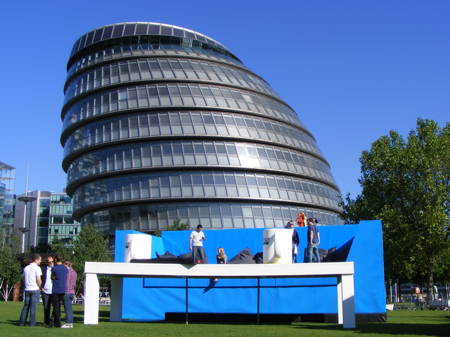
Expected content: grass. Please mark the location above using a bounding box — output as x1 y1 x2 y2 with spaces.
1 302 449 337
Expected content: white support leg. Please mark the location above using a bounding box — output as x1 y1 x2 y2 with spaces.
341 274 355 329
110 276 123 322
84 273 100 325
337 275 343 324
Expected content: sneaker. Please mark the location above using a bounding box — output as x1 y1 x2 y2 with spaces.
61 324 73 328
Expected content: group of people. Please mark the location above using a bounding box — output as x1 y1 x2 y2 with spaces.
19 253 77 328
286 217 321 263
189 217 321 265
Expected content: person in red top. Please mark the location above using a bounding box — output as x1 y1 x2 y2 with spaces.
62 261 77 328
297 212 306 227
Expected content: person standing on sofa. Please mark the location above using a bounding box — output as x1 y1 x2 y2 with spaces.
307 218 321 263
51 254 68 328
189 224 207 264
19 254 42 327
62 261 77 328
41 255 54 327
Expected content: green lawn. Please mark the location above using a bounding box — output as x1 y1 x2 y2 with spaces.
1 302 449 337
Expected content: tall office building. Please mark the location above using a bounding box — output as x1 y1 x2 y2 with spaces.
14 191 79 251
48 192 80 244
0 161 16 245
61 22 342 234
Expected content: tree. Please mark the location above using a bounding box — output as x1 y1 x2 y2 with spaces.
342 119 449 298
72 224 111 294
0 246 21 301
49 238 73 260
153 219 191 237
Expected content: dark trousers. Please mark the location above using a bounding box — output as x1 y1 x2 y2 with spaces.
41 292 53 325
192 246 207 264
51 293 65 327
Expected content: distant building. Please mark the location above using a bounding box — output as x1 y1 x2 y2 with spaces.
48 192 80 244
14 191 79 251
0 161 16 245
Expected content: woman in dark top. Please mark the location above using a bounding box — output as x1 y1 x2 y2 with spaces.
216 247 227 264
214 248 227 283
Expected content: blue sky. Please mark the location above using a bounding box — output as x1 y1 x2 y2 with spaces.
1 0 449 197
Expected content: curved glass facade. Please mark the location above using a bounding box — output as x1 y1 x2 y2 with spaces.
64 57 279 103
62 110 321 161
66 140 335 189
62 22 342 233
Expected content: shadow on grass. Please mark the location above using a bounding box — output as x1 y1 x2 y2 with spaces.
1 310 110 327
5 320 50 327
73 310 110 323
295 322 450 337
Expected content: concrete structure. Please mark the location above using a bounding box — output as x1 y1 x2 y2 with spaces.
108 221 385 324
61 22 343 235
84 261 355 328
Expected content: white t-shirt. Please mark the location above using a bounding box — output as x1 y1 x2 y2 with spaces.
190 231 205 247
42 266 52 294
23 262 42 291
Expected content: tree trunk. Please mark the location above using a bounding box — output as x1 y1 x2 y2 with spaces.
426 271 434 304
13 281 21 301
389 279 393 303
1 282 8 302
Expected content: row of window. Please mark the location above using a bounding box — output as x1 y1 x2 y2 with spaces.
65 57 277 103
81 202 343 233
50 204 73 216
62 83 302 131
49 214 75 225
47 224 80 244
71 35 237 69
50 194 72 204
71 23 227 59
66 140 334 187
72 171 340 212
67 42 242 79
63 111 319 161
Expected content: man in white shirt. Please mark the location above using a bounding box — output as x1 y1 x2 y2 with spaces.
19 254 42 327
41 255 54 327
189 224 207 264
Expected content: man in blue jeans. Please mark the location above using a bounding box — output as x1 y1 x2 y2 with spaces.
307 218 321 263
19 254 42 327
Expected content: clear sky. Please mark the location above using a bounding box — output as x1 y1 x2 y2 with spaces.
0 0 448 197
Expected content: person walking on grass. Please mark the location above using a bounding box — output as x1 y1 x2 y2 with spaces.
19 254 42 327
41 255 54 327
189 224 207 264
62 261 77 328
51 254 68 328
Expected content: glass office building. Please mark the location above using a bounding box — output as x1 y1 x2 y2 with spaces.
61 22 343 234
48 193 80 244
14 191 79 250
0 161 16 244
